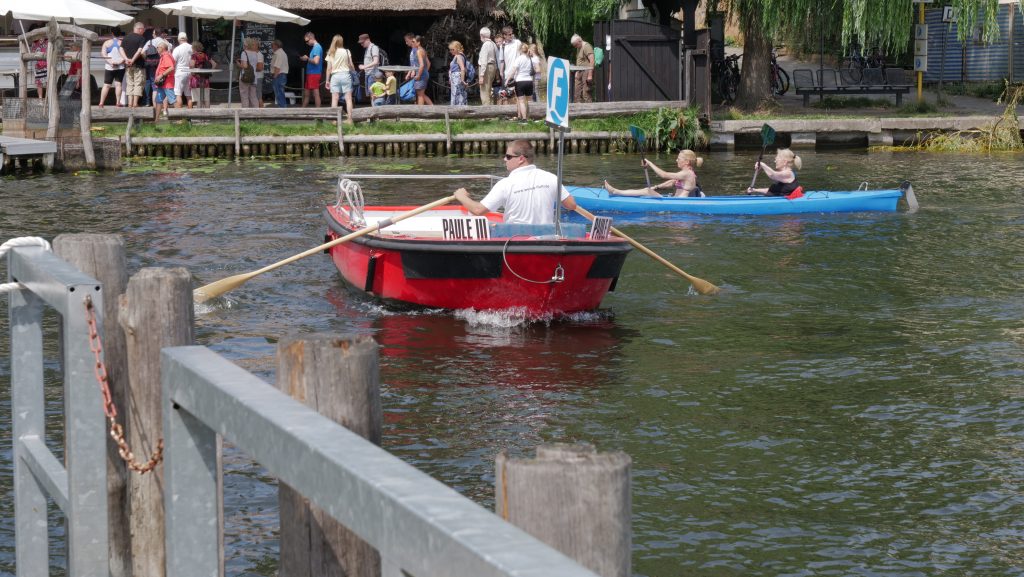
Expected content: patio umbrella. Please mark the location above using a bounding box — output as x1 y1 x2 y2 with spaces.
155 0 310 104
2 0 133 25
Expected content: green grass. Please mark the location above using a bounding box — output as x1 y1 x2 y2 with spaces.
117 115 658 139
941 81 1011 101
810 96 893 109
114 110 686 141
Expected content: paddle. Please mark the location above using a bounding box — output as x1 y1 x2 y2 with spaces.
193 195 457 303
575 206 720 296
629 125 654 192
748 123 777 191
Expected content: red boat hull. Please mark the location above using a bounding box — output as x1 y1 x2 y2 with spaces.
324 206 631 316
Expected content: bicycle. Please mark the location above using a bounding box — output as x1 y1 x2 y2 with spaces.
714 53 742 105
842 41 885 83
770 47 790 96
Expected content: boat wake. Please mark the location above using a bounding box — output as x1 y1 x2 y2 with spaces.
454 307 611 327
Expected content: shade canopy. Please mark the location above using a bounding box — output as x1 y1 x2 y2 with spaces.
155 0 309 105
92 0 139 14
2 0 133 25
154 0 310 26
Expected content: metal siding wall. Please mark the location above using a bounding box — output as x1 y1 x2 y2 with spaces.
925 5 1018 82
1014 8 1024 81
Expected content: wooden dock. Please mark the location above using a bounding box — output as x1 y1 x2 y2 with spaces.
0 135 56 172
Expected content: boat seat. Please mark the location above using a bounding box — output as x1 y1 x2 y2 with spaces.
491 222 588 239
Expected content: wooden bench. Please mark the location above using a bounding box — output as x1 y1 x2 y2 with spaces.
793 68 911 106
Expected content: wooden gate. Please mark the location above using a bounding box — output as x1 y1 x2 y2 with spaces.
593 20 682 102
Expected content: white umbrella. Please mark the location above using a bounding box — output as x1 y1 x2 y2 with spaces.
155 0 310 104
2 0 133 26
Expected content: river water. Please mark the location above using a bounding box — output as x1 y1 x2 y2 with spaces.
1 150 1022 576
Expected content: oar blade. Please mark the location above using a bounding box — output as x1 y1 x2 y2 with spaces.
629 125 646 144
193 271 258 304
761 123 776 146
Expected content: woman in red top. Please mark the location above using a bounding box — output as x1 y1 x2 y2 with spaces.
153 42 176 120
189 41 213 108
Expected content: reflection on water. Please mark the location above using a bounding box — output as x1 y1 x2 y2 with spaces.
1 151 1023 576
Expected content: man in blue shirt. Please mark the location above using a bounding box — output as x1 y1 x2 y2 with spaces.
300 31 322 107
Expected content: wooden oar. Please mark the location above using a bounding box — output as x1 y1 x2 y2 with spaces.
575 206 720 295
748 123 777 190
193 195 457 303
629 125 654 192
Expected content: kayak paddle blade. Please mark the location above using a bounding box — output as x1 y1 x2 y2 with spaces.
761 124 776 147
629 125 646 144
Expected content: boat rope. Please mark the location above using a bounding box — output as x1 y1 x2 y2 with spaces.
501 236 565 284
857 181 869 190
336 177 366 227
0 237 52 295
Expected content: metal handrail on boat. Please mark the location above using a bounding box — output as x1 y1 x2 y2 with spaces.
337 173 501 182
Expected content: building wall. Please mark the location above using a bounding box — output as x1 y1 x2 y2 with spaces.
924 4 1024 83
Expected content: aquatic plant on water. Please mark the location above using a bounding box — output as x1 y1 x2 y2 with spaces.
896 82 1023 152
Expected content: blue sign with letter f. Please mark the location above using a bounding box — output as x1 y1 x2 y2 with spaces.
546 57 570 130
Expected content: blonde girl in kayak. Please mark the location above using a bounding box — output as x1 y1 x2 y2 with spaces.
604 149 705 198
748 148 802 196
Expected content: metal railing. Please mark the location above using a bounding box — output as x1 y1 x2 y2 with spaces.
7 245 109 577
6 242 601 577
162 345 599 577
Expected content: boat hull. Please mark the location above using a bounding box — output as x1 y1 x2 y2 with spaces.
568 186 906 215
324 206 632 316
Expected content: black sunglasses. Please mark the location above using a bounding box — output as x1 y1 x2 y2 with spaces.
504 153 521 160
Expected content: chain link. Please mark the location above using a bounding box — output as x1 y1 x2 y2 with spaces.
85 296 163 474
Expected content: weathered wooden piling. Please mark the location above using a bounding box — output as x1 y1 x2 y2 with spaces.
53 234 130 577
496 443 631 577
119 267 197 577
276 335 382 577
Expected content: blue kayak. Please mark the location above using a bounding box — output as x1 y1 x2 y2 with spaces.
568 183 917 216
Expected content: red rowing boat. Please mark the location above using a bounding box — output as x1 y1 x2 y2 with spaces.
324 203 632 316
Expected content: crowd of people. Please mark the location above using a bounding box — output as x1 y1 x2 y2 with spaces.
32 22 600 123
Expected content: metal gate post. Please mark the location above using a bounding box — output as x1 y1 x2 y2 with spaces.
11 272 47 577
9 246 110 577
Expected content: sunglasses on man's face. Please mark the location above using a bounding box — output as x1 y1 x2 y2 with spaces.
504 153 521 160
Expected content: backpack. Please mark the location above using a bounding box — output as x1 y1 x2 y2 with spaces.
240 52 255 84
375 45 389 67
593 46 604 67
463 54 476 83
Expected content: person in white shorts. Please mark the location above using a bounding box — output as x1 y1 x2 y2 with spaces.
453 140 576 225
171 31 193 109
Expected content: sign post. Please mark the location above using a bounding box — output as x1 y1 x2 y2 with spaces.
912 0 932 102
546 57 571 237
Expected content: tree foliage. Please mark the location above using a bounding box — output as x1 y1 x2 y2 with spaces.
722 0 1004 109
500 0 619 45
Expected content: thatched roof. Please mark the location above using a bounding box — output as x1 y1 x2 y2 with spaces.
263 0 455 14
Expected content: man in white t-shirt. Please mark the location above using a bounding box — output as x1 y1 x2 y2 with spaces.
171 32 193 108
499 26 521 86
453 140 576 225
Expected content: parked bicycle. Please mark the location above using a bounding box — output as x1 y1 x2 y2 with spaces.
714 53 742 105
770 47 790 96
842 40 886 83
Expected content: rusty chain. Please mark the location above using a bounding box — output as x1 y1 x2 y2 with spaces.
85 295 163 474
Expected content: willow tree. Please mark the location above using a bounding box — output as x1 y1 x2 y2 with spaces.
726 0 1004 110
501 0 619 48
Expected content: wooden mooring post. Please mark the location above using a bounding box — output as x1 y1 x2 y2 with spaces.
496 443 632 577
276 334 382 577
118 267 201 577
